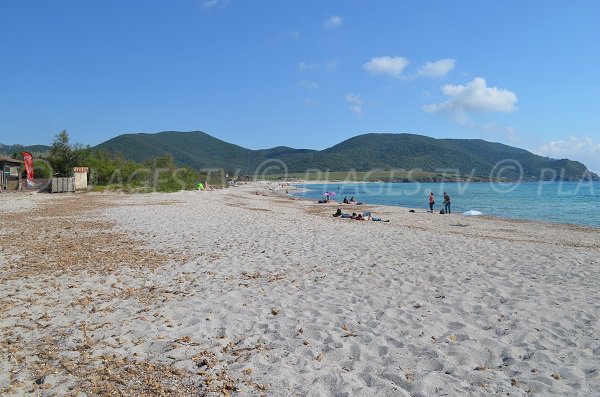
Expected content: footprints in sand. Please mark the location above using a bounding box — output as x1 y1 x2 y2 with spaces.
4 191 597 396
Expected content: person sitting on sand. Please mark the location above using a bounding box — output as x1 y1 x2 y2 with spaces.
343 196 349 204
346 196 364 205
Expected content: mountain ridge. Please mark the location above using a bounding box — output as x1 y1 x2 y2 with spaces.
2 132 597 181
94 131 598 181
0 143 51 156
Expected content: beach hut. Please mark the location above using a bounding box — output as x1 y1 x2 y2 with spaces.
73 167 89 190
0 156 24 191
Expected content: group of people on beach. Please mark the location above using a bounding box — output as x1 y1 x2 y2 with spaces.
317 191 451 216
342 196 358 204
333 208 389 222
315 193 389 221
317 195 364 205
429 192 451 214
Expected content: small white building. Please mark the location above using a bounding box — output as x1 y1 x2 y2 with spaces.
73 167 88 190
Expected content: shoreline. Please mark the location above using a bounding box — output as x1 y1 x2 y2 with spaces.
249 183 599 250
287 180 600 231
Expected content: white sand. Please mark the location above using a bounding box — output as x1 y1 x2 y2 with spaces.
1 187 599 396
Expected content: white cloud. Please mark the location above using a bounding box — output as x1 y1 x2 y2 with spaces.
417 58 456 78
345 93 363 116
364 56 409 79
424 77 517 114
536 136 600 173
202 0 229 9
324 60 338 71
298 61 318 72
298 80 319 89
324 16 343 28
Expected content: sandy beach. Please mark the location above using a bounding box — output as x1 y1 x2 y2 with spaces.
1 185 599 396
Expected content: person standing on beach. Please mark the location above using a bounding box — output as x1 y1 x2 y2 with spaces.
443 192 451 214
429 192 435 212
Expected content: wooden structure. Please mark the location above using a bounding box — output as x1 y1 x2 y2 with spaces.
0 156 24 191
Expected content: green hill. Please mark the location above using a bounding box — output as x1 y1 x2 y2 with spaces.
94 131 597 181
95 131 315 172
0 143 51 157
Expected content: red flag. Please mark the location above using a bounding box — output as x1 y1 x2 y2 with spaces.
22 152 34 181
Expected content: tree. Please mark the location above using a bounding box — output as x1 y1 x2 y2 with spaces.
48 130 90 176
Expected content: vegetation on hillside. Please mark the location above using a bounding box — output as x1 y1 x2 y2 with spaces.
6 130 597 184
95 131 598 181
0 143 51 157
28 131 219 192
260 170 491 182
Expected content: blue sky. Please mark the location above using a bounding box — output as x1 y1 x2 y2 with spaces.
1 0 599 172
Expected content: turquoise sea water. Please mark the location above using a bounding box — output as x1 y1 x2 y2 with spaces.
294 181 600 228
